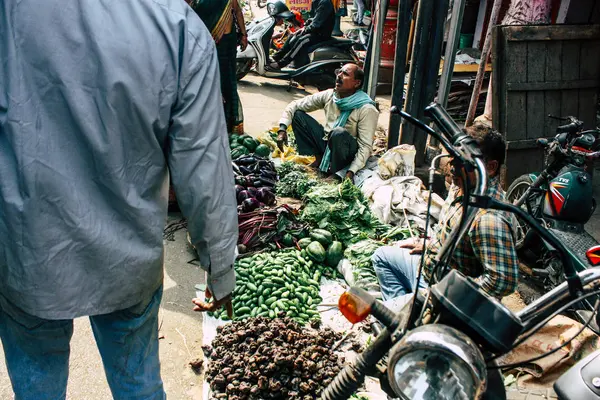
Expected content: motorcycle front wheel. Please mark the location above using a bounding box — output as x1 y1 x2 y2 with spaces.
236 59 254 80
506 174 539 249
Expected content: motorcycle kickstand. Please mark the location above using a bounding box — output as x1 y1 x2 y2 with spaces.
287 79 300 92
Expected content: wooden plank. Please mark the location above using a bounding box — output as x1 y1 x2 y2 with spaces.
544 91 562 134
545 41 563 81
505 149 545 186
506 139 549 150
578 40 600 128
504 40 527 142
492 26 504 133
544 41 563 135
578 88 598 129
503 24 600 41
561 41 581 117
527 42 546 83
437 61 493 74
526 42 546 140
506 79 600 91
561 89 580 117
579 40 600 79
562 41 582 81
473 0 489 48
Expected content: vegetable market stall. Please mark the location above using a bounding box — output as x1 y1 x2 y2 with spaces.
197 153 419 398
165 131 430 399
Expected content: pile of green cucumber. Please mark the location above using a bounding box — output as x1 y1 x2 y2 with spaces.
209 249 325 324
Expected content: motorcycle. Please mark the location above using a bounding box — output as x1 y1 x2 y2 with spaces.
505 116 600 302
236 0 360 90
321 104 600 400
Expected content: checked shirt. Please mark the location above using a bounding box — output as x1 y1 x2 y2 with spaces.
423 177 519 298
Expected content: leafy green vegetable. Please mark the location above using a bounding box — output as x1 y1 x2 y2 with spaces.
300 179 413 246
276 170 319 199
343 239 383 288
276 161 305 179
300 180 385 246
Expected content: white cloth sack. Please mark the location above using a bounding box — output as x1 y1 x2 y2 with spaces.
361 175 445 228
377 144 417 179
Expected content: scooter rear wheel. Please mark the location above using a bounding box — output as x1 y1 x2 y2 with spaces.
236 59 253 81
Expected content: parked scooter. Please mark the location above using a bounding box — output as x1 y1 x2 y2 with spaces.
320 104 600 400
505 116 600 302
236 0 360 90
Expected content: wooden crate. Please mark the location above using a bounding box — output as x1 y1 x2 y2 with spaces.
492 24 600 186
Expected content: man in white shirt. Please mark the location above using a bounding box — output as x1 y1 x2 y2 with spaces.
277 63 379 182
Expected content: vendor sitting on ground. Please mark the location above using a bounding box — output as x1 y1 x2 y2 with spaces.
276 63 379 182
372 125 519 301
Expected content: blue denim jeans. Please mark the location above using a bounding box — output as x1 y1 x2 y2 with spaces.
0 287 165 400
372 246 429 300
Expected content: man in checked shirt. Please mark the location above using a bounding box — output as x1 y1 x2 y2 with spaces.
372 125 519 300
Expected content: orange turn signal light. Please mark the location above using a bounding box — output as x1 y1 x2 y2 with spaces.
339 291 372 324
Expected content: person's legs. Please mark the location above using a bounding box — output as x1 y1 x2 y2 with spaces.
291 111 327 161
277 33 320 68
89 287 165 400
328 127 358 173
272 33 298 63
0 296 73 400
372 246 428 300
217 32 243 133
355 0 365 24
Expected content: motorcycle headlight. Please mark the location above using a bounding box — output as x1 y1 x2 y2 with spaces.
267 3 276 16
387 325 487 400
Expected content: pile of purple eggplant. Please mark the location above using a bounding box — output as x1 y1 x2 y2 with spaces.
233 155 278 213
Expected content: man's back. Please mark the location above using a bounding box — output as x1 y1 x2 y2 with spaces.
0 0 237 319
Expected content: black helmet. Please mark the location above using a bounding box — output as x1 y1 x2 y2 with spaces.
266 0 294 19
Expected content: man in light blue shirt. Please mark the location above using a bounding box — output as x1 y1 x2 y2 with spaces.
0 1 238 398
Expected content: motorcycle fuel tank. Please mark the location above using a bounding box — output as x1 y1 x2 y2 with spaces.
543 168 594 223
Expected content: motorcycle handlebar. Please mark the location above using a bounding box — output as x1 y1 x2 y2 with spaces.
424 103 464 142
390 103 483 166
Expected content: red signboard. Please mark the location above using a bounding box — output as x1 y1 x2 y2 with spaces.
286 0 311 11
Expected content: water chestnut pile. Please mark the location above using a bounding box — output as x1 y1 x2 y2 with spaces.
205 316 345 399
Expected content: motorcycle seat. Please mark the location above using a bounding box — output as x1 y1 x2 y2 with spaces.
308 37 354 52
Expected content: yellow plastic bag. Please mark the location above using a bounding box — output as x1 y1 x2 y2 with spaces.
272 145 315 165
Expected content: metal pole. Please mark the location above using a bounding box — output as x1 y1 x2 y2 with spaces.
386 0 413 149
423 0 450 113
419 0 450 158
362 24 375 92
367 0 389 99
465 0 503 127
400 0 434 147
437 0 467 108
